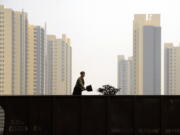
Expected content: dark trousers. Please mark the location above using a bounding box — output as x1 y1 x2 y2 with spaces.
72 87 82 95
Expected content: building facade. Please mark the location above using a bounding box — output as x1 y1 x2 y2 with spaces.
117 55 134 95
27 25 46 95
0 5 28 95
133 14 161 95
143 26 161 95
46 34 72 95
61 34 72 95
164 43 180 95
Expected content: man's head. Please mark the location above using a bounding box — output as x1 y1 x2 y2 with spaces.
80 71 85 78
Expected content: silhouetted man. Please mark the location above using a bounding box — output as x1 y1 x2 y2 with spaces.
73 71 85 95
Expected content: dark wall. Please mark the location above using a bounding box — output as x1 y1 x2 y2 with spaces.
0 96 180 135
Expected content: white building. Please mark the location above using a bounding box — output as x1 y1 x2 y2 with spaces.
117 55 134 95
164 43 180 95
46 34 72 95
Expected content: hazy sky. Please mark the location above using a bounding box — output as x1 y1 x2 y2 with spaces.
1 0 180 94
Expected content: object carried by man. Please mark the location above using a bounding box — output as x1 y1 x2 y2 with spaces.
86 85 93 92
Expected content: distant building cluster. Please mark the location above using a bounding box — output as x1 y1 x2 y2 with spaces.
118 14 179 95
0 5 72 95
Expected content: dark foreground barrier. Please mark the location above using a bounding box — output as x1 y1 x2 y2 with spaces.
0 96 180 135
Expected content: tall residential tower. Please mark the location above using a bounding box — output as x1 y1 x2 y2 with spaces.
164 43 180 95
27 25 46 95
117 55 134 95
133 14 161 95
0 5 28 95
46 34 72 95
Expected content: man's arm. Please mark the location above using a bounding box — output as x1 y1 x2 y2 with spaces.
78 78 85 91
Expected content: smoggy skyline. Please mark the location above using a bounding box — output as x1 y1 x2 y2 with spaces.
1 0 180 94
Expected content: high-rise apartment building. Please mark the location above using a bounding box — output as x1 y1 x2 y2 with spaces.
27 24 46 95
133 14 161 95
46 34 72 95
61 34 72 95
117 55 134 95
0 5 28 95
164 43 180 95
143 26 161 95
